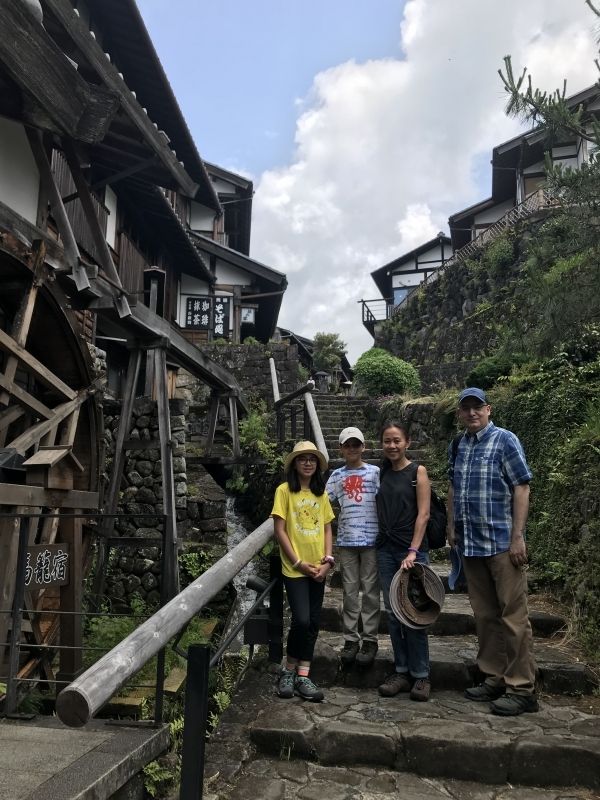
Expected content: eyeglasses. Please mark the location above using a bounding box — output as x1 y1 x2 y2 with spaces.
296 456 318 464
459 403 487 412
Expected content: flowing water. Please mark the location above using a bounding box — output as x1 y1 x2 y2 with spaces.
221 496 262 651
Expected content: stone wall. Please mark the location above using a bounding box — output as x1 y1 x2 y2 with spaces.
102 398 227 608
179 343 300 406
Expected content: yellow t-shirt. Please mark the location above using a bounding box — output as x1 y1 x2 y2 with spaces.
271 482 334 578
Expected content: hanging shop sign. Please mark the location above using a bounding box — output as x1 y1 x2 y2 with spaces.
185 296 212 330
25 543 70 588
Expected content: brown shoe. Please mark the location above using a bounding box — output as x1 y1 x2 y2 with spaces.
378 672 411 697
410 678 431 702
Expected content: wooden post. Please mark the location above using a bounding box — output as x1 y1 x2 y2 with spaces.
144 278 159 397
0 512 20 668
232 286 242 344
268 357 280 403
229 395 240 459
304 392 329 463
56 510 83 691
204 391 220 457
92 348 141 598
154 347 179 599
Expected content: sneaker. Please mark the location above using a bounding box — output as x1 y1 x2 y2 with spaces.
410 678 431 702
340 640 360 665
491 693 539 716
378 672 411 697
277 668 296 699
294 675 324 702
355 640 378 667
464 683 505 702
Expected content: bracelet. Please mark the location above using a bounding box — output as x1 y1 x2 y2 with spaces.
407 547 419 554
292 557 302 569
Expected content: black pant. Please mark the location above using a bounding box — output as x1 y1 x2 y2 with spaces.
282 576 325 662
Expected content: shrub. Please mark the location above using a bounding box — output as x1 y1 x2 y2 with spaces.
353 348 420 396
466 353 527 389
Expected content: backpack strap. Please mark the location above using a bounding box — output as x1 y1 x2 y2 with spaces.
451 433 464 465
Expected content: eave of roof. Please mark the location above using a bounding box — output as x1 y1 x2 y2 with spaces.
190 232 287 288
371 234 451 280
204 161 254 192
87 0 221 209
448 197 495 224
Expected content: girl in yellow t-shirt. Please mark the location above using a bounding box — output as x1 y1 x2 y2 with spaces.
271 441 334 701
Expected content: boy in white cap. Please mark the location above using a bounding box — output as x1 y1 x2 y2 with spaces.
326 427 380 666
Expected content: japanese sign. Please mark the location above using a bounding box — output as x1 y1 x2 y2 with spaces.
25 544 70 588
185 296 211 330
212 296 231 339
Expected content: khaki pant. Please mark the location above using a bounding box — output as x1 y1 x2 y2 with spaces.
463 551 536 694
338 546 380 643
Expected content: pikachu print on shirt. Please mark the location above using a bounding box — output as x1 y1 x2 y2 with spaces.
294 495 320 538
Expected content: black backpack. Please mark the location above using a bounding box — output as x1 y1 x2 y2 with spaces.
425 433 464 550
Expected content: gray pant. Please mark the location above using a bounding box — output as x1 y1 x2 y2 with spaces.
338 546 380 642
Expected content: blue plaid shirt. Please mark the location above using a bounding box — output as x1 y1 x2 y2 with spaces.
448 422 532 557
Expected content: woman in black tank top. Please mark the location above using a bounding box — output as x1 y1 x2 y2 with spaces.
376 421 432 701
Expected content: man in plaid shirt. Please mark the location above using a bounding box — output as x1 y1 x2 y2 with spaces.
447 387 537 717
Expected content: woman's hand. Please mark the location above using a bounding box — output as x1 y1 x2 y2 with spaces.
313 562 332 583
401 551 417 570
298 561 319 579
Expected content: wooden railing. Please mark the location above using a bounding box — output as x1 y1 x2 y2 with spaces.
392 187 559 315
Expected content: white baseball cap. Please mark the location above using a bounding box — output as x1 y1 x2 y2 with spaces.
339 427 365 445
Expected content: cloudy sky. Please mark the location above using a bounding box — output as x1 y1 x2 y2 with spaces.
137 0 597 362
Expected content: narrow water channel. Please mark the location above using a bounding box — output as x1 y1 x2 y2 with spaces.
221 496 261 651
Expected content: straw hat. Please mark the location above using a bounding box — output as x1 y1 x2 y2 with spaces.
284 441 328 472
389 562 445 629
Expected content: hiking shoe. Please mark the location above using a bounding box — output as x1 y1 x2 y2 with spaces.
294 675 324 702
277 668 296 699
355 640 378 667
378 672 411 697
491 693 539 716
340 640 360 665
464 683 505 702
410 678 431 702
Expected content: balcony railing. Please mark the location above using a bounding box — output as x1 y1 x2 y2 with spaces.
359 298 394 334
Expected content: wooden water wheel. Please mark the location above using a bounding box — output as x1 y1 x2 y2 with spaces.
0 239 101 707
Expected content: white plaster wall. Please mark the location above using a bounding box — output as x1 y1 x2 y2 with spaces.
392 272 422 289
215 260 251 286
474 199 514 225
177 273 210 326
190 201 215 232
0 118 40 224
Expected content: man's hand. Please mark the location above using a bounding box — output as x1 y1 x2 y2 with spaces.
509 534 527 567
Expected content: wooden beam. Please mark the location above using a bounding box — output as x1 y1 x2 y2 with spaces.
25 128 89 291
56 512 83 687
0 484 99 509
62 140 130 311
0 2 119 143
154 347 179 599
0 327 77 401
7 391 92 454
0 240 46 406
0 372 53 419
61 155 159 204
56 517 275 727
44 0 198 196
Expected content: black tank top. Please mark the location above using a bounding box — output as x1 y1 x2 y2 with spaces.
376 462 427 550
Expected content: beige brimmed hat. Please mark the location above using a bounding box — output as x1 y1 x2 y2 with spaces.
284 441 328 472
390 563 445 629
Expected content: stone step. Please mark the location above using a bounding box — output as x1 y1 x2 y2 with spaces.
310 631 597 696
320 589 566 639
246 674 600 791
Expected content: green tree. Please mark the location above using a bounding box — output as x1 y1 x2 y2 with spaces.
353 348 420 397
312 332 347 372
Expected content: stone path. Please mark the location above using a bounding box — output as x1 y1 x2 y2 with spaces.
203 569 600 799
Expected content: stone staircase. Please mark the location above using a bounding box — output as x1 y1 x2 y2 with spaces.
203 562 600 799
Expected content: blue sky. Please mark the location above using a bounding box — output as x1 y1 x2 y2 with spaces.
137 0 407 176
137 1 596 362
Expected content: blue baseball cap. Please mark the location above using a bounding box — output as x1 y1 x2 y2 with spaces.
458 387 487 404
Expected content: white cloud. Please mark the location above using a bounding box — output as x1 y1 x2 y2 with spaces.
251 0 597 363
